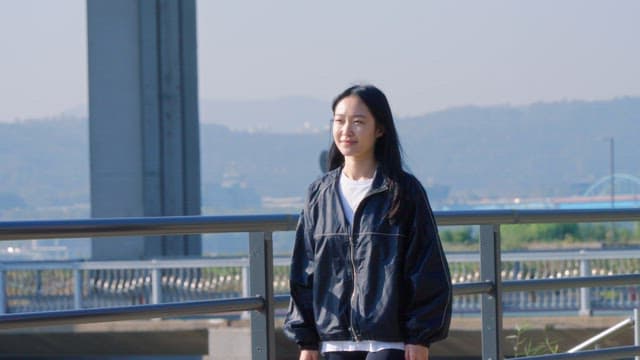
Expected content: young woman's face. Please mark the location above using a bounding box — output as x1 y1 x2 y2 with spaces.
332 95 383 162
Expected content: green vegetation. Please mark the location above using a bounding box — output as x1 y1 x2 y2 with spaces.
507 323 559 357
439 226 476 247
439 222 640 251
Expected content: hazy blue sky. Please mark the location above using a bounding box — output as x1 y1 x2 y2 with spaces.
1 0 639 121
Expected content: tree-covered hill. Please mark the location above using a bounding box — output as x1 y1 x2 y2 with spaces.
1 97 639 217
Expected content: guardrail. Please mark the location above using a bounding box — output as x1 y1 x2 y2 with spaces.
1 249 640 314
1 208 640 359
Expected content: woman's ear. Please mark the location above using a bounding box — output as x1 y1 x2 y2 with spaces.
376 127 384 138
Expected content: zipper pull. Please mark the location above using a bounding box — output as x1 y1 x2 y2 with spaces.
350 327 360 341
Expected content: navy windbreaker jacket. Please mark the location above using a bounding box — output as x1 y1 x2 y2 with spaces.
284 167 452 349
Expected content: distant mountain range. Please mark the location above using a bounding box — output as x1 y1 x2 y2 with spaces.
201 96 640 204
1 96 639 218
399 98 640 200
59 97 332 133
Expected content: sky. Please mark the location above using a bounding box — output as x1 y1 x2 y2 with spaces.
1 0 639 122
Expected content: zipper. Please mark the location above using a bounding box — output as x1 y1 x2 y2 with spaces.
348 232 359 341
347 184 388 342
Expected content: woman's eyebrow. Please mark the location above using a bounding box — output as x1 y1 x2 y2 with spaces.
333 113 367 118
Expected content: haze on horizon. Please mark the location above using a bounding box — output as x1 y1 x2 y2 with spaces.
1 0 639 122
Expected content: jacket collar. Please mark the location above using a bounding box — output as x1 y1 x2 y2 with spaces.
326 164 389 194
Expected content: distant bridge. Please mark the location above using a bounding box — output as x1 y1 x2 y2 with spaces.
584 173 640 198
449 173 640 210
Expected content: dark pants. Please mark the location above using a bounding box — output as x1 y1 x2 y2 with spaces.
324 349 405 360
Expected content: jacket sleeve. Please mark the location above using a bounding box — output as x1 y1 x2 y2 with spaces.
283 208 319 350
402 181 452 347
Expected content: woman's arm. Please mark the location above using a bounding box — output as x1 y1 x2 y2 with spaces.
405 343 429 360
299 349 319 360
284 209 320 350
402 179 452 348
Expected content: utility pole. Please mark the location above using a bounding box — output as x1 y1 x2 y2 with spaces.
604 137 616 241
609 137 615 209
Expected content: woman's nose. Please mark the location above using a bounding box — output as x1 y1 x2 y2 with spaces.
343 121 354 134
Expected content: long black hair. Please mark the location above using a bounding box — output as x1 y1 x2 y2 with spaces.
327 84 410 220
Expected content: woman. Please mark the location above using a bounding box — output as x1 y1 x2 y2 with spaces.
285 85 452 360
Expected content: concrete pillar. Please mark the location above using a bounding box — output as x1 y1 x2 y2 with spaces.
88 0 201 260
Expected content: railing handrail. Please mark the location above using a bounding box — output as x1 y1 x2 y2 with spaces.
434 208 640 225
0 257 252 270
516 345 640 360
2 273 638 331
567 316 635 353
2 208 640 241
0 296 264 330
0 214 300 241
2 247 640 270
2 208 640 360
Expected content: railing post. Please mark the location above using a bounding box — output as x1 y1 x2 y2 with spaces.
635 308 639 360
241 263 251 320
151 266 161 305
73 267 83 310
249 231 275 360
579 257 592 316
480 224 503 360
0 267 6 315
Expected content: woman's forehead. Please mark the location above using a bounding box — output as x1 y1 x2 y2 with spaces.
333 96 371 117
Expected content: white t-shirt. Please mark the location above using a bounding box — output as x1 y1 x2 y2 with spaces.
322 170 404 354
321 340 405 353
338 171 374 225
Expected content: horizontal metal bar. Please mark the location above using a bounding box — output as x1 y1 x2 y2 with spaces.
0 273 633 330
277 275 635 313
434 208 640 226
0 296 264 330
2 208 640 241
503 274 640 292
500 248 640 262
3 248 640 271
568 317 634 353
0 214 299 241
453 281 494 296
516 345 640 360
0 258 252 271
449 249 640 263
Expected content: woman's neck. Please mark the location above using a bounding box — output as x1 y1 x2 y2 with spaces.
342 156 377 180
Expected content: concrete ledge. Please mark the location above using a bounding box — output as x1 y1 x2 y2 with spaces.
0 315 633 359
0 331 208 356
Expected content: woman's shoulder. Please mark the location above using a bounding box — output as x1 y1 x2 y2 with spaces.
397 170 432 208
399 170 426 192
308 167 339 188
304 168 340 203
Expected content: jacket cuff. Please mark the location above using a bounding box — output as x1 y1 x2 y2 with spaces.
298 342 319 351
405 338 431 348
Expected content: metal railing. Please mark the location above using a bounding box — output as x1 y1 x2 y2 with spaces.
567 309 637 353
1 208 640 359
2 249 640 314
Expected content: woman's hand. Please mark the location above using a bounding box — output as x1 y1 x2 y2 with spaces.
405 344 429 360
299 349 319 360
